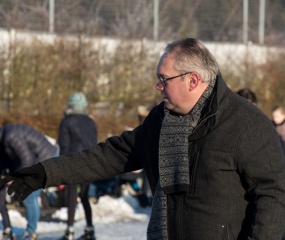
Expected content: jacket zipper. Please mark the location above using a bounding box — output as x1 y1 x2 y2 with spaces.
191 110 217 136
188 111 217 195
222 224 229 240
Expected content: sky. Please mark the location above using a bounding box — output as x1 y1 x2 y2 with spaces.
1 193 151 240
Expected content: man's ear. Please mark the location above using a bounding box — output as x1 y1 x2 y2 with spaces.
189 73 199 91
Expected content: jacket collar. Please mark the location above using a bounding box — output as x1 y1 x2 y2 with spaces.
215 71 228 107
189 71 229 141
202 71 228 117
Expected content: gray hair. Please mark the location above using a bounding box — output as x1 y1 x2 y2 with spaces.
165 38 219 83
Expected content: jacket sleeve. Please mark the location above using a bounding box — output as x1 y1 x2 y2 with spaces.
42 126 142 187
238 114 285 240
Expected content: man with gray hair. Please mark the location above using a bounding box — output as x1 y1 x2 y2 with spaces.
2 38 285 240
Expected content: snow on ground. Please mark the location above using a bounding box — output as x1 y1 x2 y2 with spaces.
0 194 151 240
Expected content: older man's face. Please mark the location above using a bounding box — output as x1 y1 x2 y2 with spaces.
155 53 192 115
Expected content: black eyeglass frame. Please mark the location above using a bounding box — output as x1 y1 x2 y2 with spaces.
157 72 192 87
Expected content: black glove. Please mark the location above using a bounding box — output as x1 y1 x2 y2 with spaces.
0 163 47 201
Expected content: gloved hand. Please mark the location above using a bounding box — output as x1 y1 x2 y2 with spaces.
0 163 47 201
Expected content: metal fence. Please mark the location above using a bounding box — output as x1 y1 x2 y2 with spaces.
0 0 284 46
0 0 285 118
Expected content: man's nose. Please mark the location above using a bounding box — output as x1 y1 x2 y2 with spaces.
155 81 163 90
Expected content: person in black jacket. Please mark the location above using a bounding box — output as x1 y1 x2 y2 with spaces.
58 92 98 240
0 124 58 240
2 38 285 240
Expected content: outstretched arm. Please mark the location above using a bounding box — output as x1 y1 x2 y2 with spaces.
0 127 142 201
43 128 142 187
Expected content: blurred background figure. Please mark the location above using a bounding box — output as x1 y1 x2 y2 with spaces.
236 88 257 105
0 124 58 240
136 105 152 207
118 105 153 208
271 105 285 155
88 177 120 204
137 105 150 125
58 92 98 240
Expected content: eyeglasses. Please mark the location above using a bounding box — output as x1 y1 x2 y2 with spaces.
157 72 191 87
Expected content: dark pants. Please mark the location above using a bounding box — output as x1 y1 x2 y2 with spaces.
0 185 11 230
66 182 93 227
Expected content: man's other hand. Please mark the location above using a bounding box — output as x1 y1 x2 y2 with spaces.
0 163 47 201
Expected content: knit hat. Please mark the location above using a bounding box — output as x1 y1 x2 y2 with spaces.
67 92 88 113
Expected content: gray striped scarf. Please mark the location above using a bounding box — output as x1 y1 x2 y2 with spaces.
147 80 215 240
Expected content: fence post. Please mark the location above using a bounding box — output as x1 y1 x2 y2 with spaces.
49 0 55 33
243 0 248 44
259 0 265 45
153 0 159 41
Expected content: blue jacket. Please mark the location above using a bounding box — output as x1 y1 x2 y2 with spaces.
0 124 58 172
